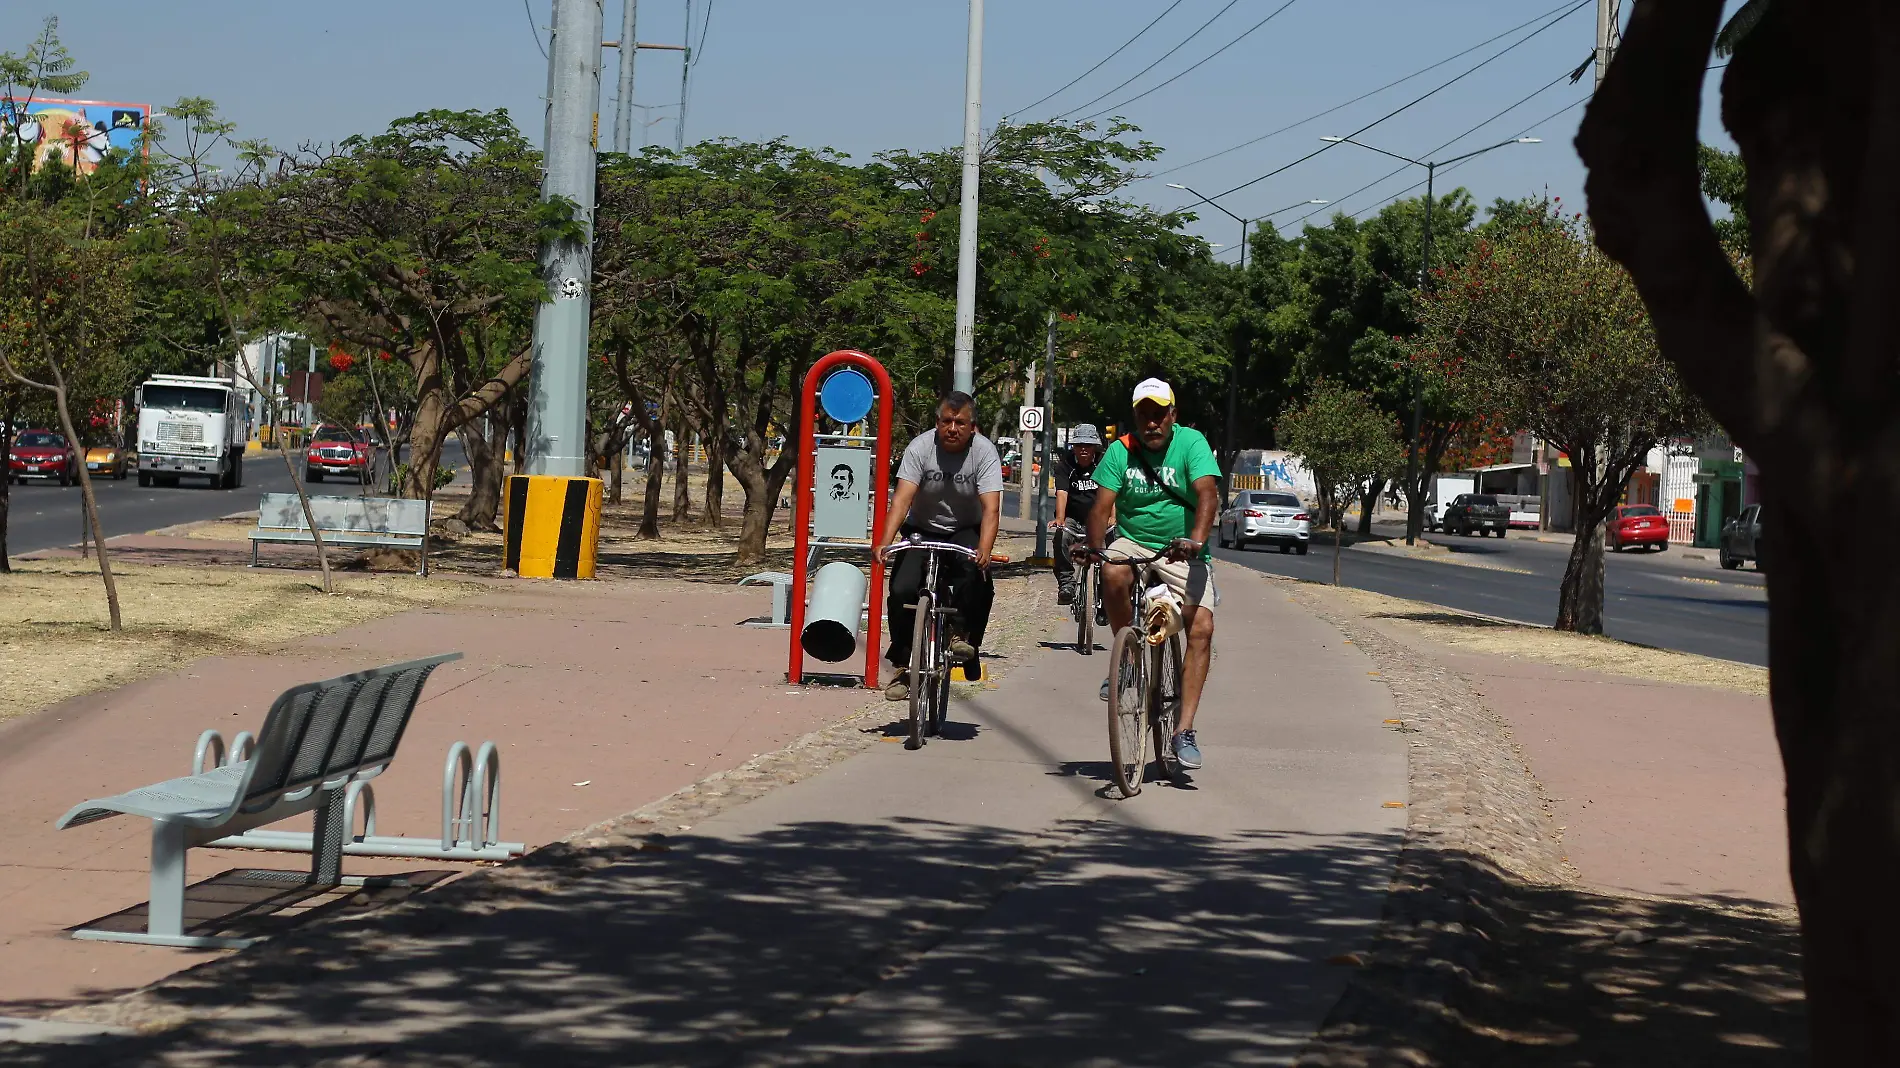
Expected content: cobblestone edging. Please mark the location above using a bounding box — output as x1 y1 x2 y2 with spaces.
1288 584 1576 1067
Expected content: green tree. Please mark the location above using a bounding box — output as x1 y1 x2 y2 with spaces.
1274 381 1402 584
254 109 564 502
1417 201 1705 633
1696 144 1748 247
0 198 133 623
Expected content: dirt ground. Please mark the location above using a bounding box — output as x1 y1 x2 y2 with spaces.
1310 582 1767 697
0 561 480 724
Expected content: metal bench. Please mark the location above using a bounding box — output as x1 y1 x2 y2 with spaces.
55 653 462 948
249 492 431 575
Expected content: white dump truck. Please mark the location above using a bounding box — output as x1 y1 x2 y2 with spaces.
136 374 249 489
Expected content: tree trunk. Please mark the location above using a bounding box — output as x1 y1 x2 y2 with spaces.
672 425 692 523
701 420 726 528
46 381 122 631
1332 515 1343 586
455 411 507 531
403 389 450 500
1578 6 1900 1052
609 449 624 504
638 419 665 540
1553 516 1607 634
1357 477 1384 536
0 414 13 573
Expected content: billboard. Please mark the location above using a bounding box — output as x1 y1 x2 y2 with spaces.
0 96 150 175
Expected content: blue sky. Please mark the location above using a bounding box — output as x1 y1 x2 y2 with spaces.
43 1 1735 251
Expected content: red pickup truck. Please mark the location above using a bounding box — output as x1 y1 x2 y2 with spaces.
304 425 374 484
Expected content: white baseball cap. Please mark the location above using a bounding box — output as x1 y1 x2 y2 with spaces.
1132 378 1175 408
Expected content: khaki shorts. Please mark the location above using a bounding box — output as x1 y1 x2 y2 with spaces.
1106 537 1218 611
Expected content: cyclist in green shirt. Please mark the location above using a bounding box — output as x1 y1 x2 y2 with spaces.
1078 378 1221 769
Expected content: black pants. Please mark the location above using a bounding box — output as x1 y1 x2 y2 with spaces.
886 525 994 667
1052 524 1082 581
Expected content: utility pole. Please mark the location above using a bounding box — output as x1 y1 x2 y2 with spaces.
526 0 605 477
675 0 693 151
613 0 638 152
1595 0 1621 88
1019 363 1036 521
951 0 984 395
1033 311 1056 563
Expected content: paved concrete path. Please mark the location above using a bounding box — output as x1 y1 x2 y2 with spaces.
2 569 1407 1066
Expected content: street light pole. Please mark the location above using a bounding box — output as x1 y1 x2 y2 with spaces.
613 0 637 152
1320 135 1539 544
1167 184 1327 502
951 0 984 395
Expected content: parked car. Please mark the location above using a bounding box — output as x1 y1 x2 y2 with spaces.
1720 504 1765 571
1217 490 1310 554
1441 493 1510 537
304 424 374 484
1605 504 1669 552
84 442 134 480
7 429 79 485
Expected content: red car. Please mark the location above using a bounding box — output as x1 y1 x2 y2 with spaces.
1607 504 1670 552
8 429 79 486
304 425 374 484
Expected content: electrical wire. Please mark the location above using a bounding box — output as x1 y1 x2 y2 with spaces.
1150 0 1578 179
1053 0 1244 120
1076 0 1302 122
693 0 714 65
1206 0 1590 202
1008 0 1190 117
522 0 547 59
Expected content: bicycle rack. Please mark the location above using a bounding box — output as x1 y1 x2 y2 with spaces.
194 729 525 862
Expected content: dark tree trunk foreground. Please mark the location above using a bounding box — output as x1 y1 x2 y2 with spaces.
1579 0 1900 1058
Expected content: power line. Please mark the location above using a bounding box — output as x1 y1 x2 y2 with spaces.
522 0 547 59
692 0 714 66
1053 0 1244 120
1008 0 1190 117
1207 0 1589 202
1076 0 1302 122
1150 0 1578 180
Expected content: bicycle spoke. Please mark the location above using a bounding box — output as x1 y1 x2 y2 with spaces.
1106 627 1148 797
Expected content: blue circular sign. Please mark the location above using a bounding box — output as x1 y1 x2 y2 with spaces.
819 368 875 424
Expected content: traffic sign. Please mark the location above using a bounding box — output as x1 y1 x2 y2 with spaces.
1018 406 1044 432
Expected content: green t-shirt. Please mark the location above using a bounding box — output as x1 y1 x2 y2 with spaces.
1094 425 1221 556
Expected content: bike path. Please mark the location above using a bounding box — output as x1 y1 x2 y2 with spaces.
726 567 1410 1065
3 571 1407 1066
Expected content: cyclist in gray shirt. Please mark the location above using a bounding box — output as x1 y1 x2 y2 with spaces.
876 390 1004 701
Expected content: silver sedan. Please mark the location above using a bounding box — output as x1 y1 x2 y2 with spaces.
1217 491 1311 554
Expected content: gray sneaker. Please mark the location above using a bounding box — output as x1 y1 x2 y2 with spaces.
1172 729 1202 770
884 671 910 702
1099 677 1111 702
948 637 977 663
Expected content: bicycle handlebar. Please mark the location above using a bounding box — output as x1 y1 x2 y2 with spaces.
882 535 982 562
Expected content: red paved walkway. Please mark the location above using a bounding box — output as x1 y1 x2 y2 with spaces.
0 578 864 1014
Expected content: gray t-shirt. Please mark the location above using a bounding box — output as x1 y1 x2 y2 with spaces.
896 430 1004 534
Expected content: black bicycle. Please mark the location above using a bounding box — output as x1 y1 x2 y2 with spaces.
1061 519 1109 656
884 534 981 750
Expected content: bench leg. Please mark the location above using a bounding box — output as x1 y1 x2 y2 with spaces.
250 540 258 568
312 788 345 886
149 820 188 938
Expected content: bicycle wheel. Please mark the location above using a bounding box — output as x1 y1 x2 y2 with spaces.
906 590 935 750
1075 562 1095 656
1106 626 1149 798
1153 632 1186 782
929 629 953 737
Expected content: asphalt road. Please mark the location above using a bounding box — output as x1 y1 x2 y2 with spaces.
1213 523 1768 666
5 443 466 557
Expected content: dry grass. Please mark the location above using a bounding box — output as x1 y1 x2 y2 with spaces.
1305 582 1768 697
0 561 481 724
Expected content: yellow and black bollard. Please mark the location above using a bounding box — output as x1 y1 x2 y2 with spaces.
502 475 603 579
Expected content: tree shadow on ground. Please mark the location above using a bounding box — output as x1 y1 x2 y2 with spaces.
1 812 1803 1068
1308 852 1806 1067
